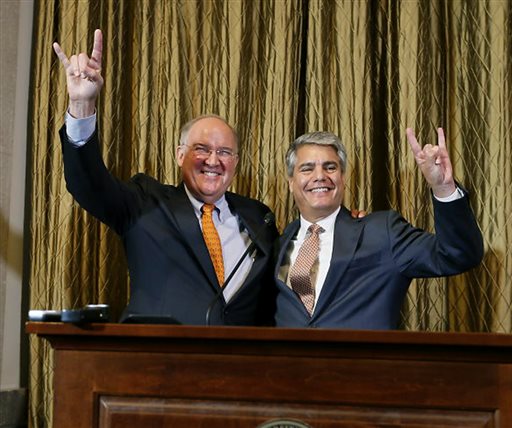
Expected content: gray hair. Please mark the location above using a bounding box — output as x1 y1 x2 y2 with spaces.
286 131 347 177
179 114 239 148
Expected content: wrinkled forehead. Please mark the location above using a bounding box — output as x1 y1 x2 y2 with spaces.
295 143 340 162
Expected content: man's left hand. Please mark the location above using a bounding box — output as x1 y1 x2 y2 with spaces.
406 127 456 198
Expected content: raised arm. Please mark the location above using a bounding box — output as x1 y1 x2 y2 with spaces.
406 127 457 198
53 29 104 118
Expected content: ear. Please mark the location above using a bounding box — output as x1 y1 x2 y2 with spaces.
340 171 346 188
176 146 185 167
288 177 294 192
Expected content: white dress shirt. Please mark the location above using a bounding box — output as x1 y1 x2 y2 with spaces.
280 207 340 310
184 186 253 302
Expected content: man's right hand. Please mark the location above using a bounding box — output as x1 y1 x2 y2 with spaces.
53 29 104 118
351 209 367 219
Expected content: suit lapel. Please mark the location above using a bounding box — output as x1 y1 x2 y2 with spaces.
159 184 219 288
227 193 272 256
312 208 365 318
224 193 273 293
274 220 301 295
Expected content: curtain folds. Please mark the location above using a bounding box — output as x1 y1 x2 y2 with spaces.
27 0 511 425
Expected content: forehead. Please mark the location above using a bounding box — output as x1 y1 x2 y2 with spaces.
295 144 340 164
188 118 237 148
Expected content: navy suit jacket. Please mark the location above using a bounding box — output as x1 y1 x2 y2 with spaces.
60 126 278 325
274 196 483 329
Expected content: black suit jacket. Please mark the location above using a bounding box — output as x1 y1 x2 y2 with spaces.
274 196 483 329
60 126 278 325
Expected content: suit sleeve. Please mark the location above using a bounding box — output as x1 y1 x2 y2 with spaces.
60 125 146 234
389 193 484 277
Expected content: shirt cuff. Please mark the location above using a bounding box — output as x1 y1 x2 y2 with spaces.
65 111 96 147
433 187 464 202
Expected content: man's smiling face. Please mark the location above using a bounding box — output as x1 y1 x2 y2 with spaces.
288 144 345 222
176 117 239 204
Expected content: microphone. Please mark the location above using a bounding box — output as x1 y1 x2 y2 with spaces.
205 212 275 325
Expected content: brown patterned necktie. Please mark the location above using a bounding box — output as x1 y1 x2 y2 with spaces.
201 204 225 285
289 223 324 315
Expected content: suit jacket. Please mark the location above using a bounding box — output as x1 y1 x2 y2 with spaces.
273 196 483 329
60 126 279 325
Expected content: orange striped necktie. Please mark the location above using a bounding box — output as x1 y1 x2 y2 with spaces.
201 204 225 285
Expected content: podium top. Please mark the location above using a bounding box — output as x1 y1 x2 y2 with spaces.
26 321 511 348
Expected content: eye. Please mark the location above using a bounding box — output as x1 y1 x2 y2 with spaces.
194 145 210 155
325 163 338 172
218 149 234 158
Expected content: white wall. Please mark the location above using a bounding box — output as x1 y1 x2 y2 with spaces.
0 0 34 392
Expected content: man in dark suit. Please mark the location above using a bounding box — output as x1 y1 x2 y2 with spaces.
274 129 484 329
54 30 278 325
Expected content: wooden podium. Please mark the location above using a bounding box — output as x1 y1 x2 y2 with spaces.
26 322 512 427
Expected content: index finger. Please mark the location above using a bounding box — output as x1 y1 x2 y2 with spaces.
90 29 103 66
406 127 422 156
437 127 446 150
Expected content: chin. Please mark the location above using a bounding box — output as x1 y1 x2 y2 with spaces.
309 199 335 209
311 204 338 216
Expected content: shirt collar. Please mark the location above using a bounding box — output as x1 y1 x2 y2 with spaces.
183 184 229 222
297 206 341 239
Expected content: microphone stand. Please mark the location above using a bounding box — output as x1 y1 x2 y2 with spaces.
205 213 275 325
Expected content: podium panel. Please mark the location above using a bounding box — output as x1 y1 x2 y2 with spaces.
26 323 512 428
99 397 496 427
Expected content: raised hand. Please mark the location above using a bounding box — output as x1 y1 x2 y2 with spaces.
406 127 456 198
53 29 104 118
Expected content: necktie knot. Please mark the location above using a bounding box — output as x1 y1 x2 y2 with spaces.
308 223 324 235
202 203 215 215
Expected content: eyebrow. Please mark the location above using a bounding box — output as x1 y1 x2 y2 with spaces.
298 160 339 168
190 141 236 150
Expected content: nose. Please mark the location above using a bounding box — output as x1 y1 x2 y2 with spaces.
204 149 220 165
312 165 326 180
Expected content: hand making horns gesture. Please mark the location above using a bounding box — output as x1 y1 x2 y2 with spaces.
406 127 457 198
53 29 103 118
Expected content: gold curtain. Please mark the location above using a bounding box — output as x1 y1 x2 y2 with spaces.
303 0 511 332
27 0 511 425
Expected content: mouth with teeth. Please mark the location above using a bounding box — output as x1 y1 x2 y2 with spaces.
309 186 332 193
202 170 222 177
